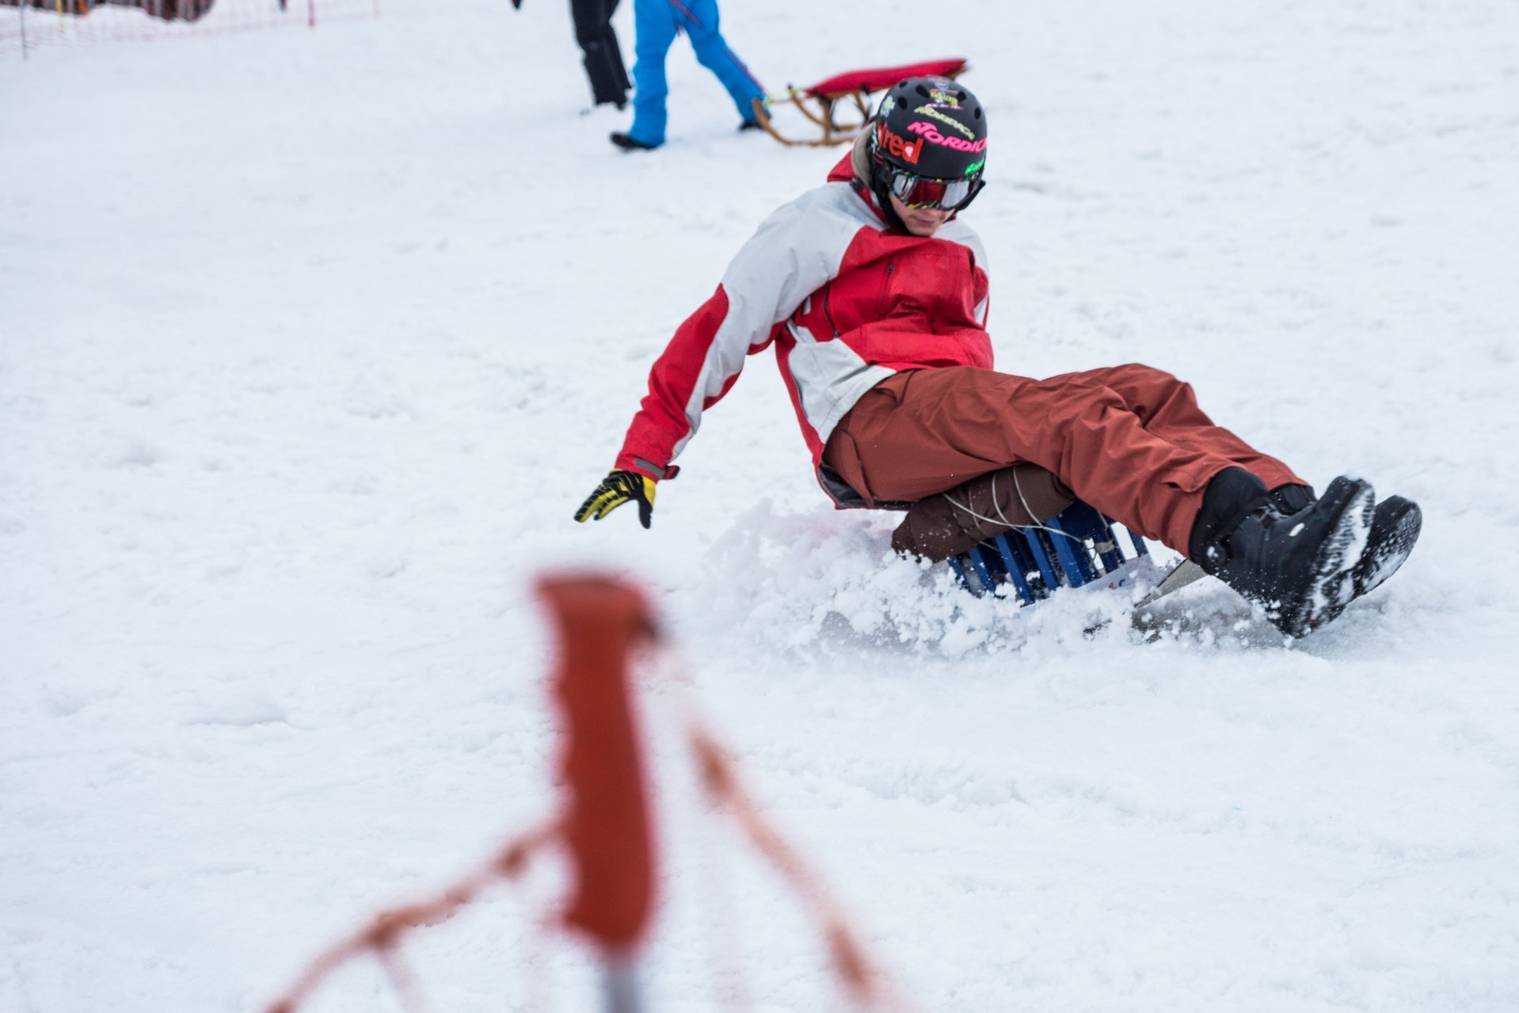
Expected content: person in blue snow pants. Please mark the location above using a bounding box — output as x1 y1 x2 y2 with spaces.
611 0 764 149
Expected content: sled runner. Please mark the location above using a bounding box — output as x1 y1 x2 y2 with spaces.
750 57 969 147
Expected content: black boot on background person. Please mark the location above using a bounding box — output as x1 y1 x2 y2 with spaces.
1190 468 1375 637
610 131 660 151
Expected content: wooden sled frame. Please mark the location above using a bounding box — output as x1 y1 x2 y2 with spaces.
751 57 969 148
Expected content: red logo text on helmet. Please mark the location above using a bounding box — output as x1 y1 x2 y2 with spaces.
875 121 923 166
906 120 987 154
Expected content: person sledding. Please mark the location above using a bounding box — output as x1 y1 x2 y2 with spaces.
576 76 1421 637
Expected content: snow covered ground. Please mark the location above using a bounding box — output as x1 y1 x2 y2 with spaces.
3 0 1518 1009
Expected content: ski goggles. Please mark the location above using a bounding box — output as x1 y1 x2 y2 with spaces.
880 164 984 211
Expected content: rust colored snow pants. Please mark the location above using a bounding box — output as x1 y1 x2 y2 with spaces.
822 364 1306 556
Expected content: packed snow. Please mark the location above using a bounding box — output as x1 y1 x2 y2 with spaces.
3 0 1517 1009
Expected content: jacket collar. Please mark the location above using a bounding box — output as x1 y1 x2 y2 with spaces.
828 139 889 226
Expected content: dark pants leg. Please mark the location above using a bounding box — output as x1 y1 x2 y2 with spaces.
571 0 631 107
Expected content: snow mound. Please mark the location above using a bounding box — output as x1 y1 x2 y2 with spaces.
691 503 1316 659
690 501 1203 658
691 502 1022 657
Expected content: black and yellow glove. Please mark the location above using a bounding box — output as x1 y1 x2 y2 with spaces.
574 470 657 529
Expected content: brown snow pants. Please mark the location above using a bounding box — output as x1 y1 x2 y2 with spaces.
822 364 1305 556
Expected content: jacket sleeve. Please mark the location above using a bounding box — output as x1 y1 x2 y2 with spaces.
615 199 843 479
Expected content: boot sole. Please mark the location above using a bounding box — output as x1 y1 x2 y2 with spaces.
1313 495 1422 628
1295 478 1375 635
1353 497 1422 599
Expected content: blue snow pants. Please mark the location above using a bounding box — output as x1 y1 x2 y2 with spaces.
627 0 764 146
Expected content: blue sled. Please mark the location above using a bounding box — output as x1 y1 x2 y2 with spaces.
948 500 1153 605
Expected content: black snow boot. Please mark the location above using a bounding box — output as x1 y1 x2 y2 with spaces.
1267 483 1315 514
1190 468 1375 637
1271 486 1423 601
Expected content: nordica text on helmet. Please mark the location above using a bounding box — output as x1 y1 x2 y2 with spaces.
906 120 987 154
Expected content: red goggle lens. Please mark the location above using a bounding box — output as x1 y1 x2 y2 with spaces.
885 169 979 211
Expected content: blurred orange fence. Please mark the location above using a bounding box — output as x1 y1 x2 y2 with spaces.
263 572 905 1012
1 0 378 54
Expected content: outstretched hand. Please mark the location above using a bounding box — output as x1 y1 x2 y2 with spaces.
574 470 657 529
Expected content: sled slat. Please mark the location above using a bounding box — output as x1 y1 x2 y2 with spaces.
1046 517 1095 587
991 533 1037 606
803 58 967 99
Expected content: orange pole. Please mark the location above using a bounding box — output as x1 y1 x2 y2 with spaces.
536 573 660 955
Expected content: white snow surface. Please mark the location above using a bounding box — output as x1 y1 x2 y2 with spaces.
3 1 1519 1009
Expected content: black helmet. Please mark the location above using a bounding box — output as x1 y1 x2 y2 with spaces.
868 76 987 213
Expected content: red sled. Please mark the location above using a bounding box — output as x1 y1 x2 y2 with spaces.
751 57 969 148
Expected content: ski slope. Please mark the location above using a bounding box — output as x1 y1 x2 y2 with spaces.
3 1 1517 1009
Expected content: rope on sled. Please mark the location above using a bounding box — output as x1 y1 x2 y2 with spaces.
941 468 1085 544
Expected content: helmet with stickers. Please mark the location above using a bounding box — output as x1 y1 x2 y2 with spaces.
868 76 987 213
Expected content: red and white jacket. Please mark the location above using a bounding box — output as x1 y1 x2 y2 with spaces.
615 151 992 506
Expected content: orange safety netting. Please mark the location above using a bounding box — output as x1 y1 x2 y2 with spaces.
1 0 377 53
3 1 216 21
265 572 900 1011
